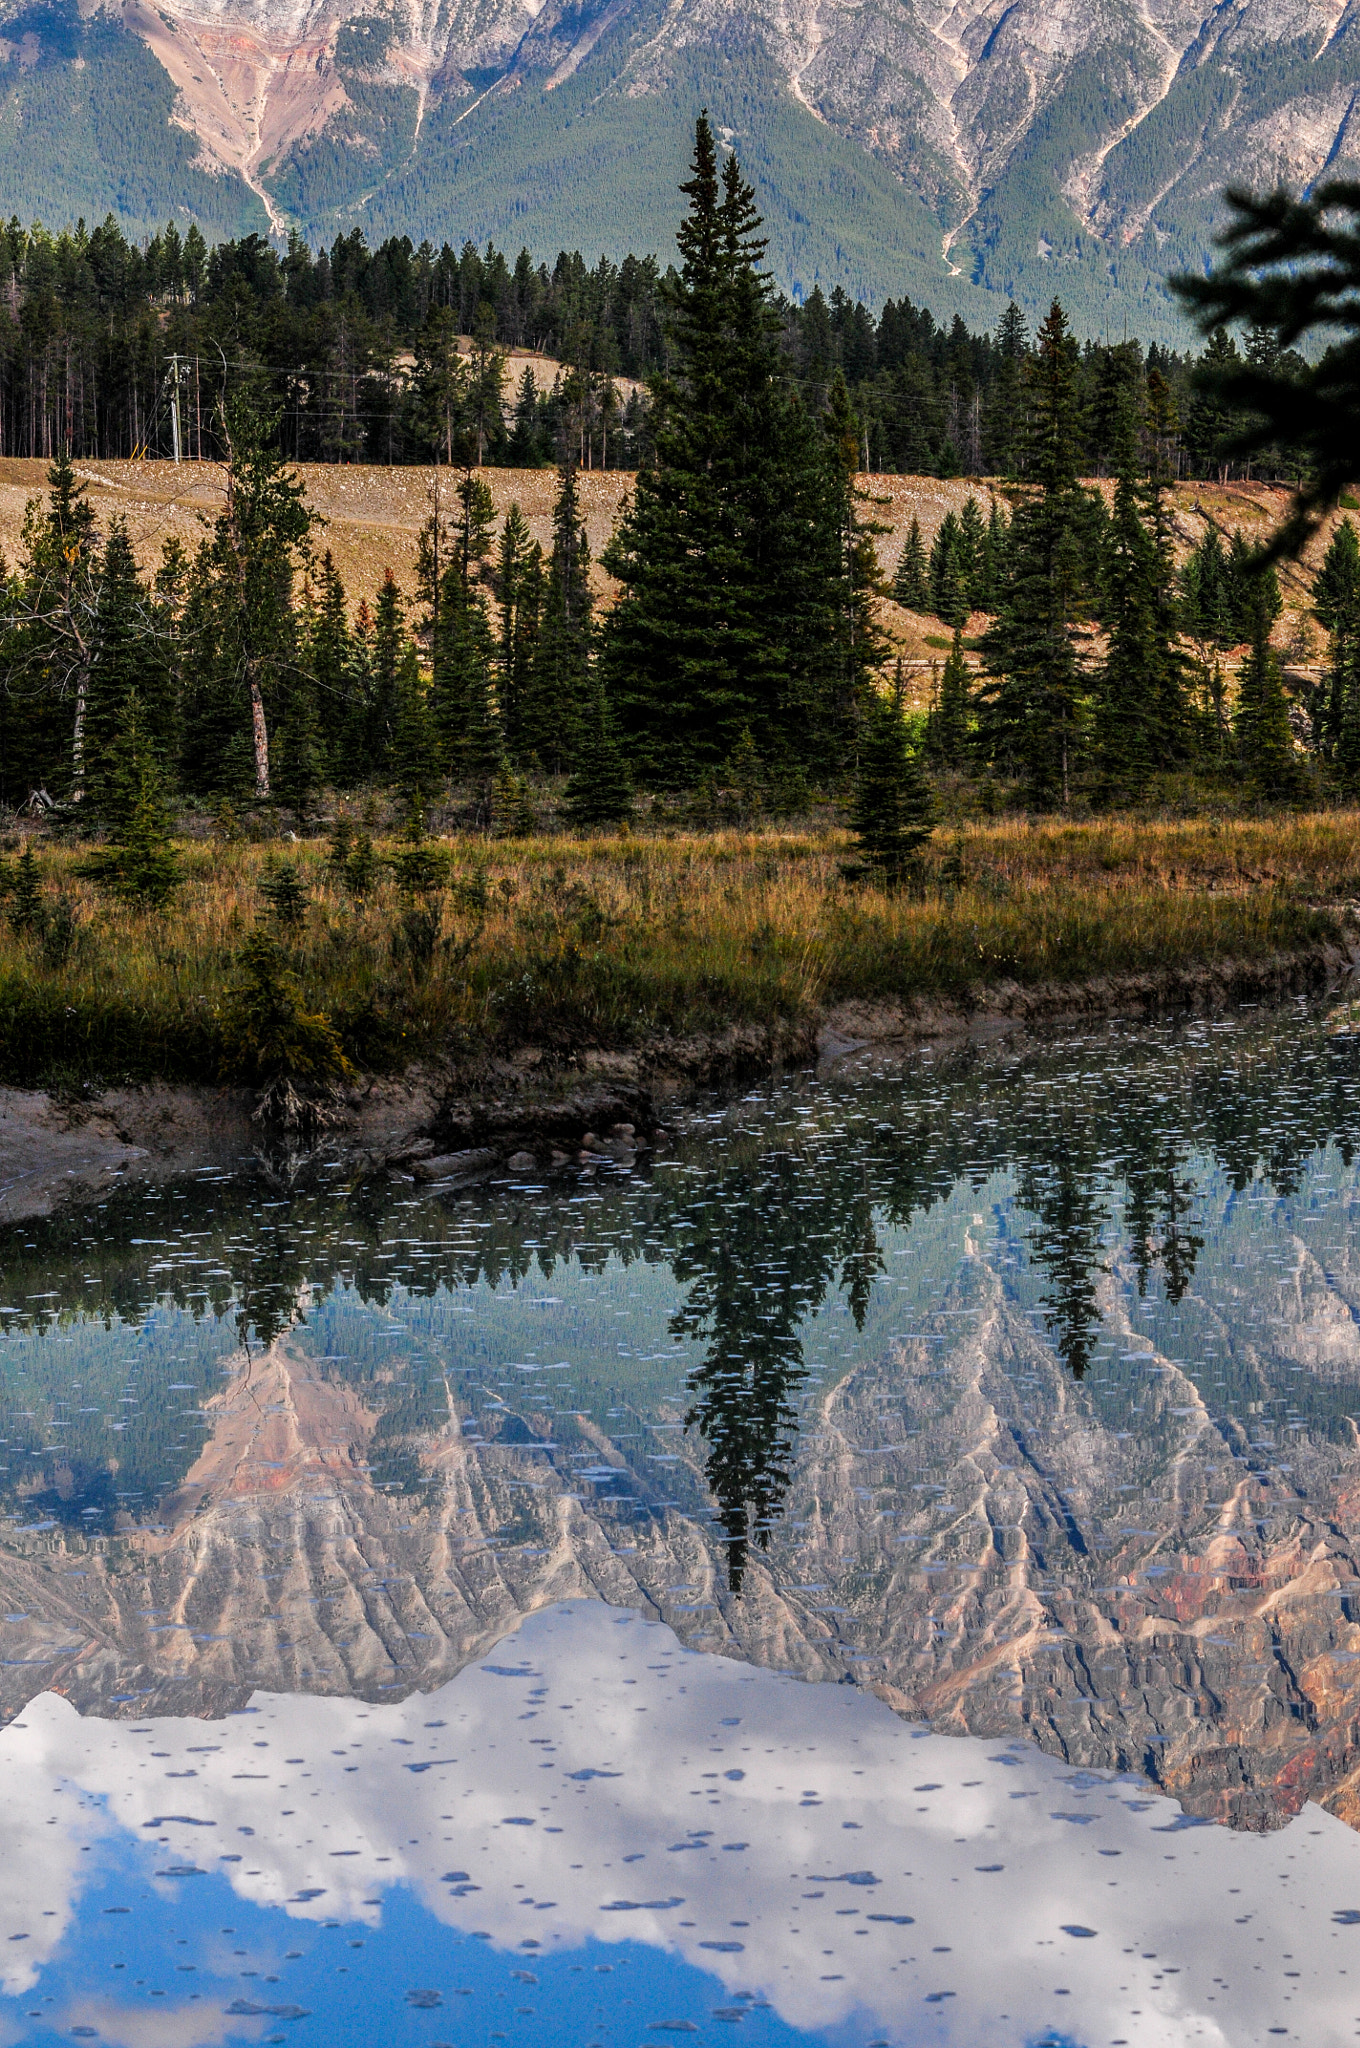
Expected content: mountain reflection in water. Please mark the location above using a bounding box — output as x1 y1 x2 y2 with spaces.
3 1009 1360 1851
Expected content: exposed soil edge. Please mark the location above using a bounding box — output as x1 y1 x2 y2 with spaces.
2 937 1353 1223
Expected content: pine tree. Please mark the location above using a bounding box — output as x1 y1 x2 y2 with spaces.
958 495 987 611
303 552 354 777
927 630 972 769
1313 519 1360 755
525 461 593 773
368 571 406 775
84 520 168 823
495 504 541 757
508 366 547 466
83 693 180 908
847 691 935 888
563 680 632 830
205 395 314 799
983 303 1028 475
6 840 42 934
1094 396 1189 799
1180 529 1232 648
976 302 1095 808
1186 327 1242 484
1236 581 1302 799
893 516 929 611
1224 531 1280 646
976 499 1009 613
390 642 434 800
14 447 100 799
602 116 844 783
928 511 969 628
820 368 890 751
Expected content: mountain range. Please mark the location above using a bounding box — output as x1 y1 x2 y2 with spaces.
0 0 1356 334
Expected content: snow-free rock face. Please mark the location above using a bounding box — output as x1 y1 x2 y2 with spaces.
88 0 1360 323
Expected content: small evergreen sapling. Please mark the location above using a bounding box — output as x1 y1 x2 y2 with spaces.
7 841 43 935
83 695 180 909
847 693 936 888
220 924 353 1122
260 858 309 929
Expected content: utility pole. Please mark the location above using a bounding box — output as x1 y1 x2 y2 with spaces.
167 353 184 464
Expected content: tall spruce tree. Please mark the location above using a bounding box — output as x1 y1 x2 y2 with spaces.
928 511 969 628
1094 397 1189 798
84 521 170 822
1314 518 1360 757
367 571 406 776
304 552 355 777
429 469 501 784
602 116 843 783
525 461 593 773
205 395 314 799
494 504 542 760
958 495 988 612
1236 577 1302 799
893 516 929 611
976 301 1095 807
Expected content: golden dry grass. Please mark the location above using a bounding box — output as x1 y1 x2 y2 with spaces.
0 814 1349 1087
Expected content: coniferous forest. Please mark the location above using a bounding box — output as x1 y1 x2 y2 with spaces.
3 122 1360 1095
0 116 1349 823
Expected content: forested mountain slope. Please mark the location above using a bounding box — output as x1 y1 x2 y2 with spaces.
2 0 1359 333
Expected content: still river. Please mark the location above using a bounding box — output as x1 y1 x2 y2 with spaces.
3 1002 1360 2046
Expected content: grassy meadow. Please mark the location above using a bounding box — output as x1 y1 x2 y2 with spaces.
0 811 1354 1090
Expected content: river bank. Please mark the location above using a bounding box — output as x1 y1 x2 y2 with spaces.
2 922 1352 1223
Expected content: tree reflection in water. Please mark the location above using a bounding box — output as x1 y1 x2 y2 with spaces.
6 1014 1360 1574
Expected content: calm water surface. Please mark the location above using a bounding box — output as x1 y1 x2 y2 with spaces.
5 1003 1360 2045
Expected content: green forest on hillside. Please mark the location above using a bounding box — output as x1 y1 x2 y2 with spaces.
0 208 1312 484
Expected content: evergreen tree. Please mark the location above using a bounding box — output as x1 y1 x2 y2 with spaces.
204 395 314 799
1180 528 1232 648
847 691 935 888
1186 327 1242 485
928 510 969 628
893 516 929 610
983 303 1028 475
927 630 972 769
430 562 501 784
368 571 406 775
958 494 988 612
1236 580 1302 799
304 553 355 778
602 116 844 782
13 448 100 799
563 680 632 829
1172 184 1360 551
821 368 890 749
525 460 593 772
494 504 542 758
84 520 168 822
390 641 434 800
82 693 180 907
1313 518 1360 756
976 301 1095 807
1094 397 1189 797
976 499 1009 613
1224 530 1280 646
